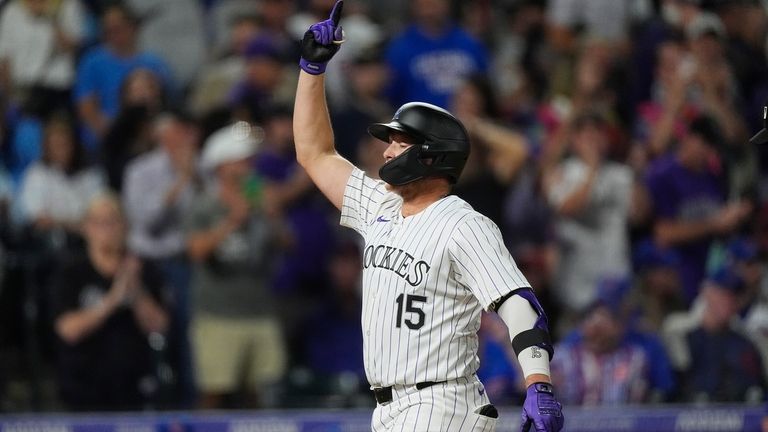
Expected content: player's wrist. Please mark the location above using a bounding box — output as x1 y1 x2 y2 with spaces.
524 372 552 388
299 57 327 75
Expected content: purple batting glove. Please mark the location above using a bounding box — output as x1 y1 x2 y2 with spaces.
299 0 345 75
521 382 564 432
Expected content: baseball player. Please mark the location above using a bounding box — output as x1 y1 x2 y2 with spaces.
293 2 564 431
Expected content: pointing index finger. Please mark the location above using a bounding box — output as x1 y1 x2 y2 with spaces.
330 0 343 26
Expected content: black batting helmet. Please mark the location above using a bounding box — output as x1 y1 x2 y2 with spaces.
368 102 470 186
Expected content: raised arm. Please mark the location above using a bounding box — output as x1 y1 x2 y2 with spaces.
294 73 354 210
293 0 354 210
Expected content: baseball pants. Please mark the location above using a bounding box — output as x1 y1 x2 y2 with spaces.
371 375 498 432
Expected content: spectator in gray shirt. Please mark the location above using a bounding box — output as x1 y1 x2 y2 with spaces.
186 122 288 409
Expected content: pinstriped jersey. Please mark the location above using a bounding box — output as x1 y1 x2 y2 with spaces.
341 168 530 387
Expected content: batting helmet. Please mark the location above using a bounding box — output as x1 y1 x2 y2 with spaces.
368 102 470 186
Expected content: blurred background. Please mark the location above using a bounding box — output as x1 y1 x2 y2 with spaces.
0 0 767 429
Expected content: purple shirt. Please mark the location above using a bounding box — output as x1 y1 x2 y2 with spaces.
645 155 726 301
254 149 334 294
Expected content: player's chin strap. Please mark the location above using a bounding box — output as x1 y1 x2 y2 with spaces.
492 288 555 360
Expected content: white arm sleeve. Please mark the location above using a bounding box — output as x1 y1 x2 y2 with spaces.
497 295 551 378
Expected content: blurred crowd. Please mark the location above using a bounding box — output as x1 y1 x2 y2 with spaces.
1 0 768 414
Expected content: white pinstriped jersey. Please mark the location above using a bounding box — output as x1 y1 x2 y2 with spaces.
341 168 531 387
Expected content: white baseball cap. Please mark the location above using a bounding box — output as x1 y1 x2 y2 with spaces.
686 12 726 41
200 121 263 170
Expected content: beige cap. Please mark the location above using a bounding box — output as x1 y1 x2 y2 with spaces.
200 121 263 170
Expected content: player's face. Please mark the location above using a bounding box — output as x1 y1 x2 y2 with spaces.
383 131 418 162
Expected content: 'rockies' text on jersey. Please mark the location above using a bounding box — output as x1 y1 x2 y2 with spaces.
341 168 531 387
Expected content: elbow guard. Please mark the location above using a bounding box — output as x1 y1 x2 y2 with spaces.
495 288 555 359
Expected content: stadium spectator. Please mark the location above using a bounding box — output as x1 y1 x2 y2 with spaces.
189 13 261 117
258 0 300 59
544 111 634 316
546 0 650 54
123 110 198 269
724 237 768 377
299 238 366 404
491 0 550 110
634 11 748 165
0 0 86 115
500 158 556 311
74 4 172 150
206 0 260 56
254 105 333 293
17 114 104 248
101 68 165 192
545 0 648 109
52 193 170 411
628 0 700 112
252 105 335 366
645 115 752 303
633 37 697 161
186 122 288 409
713 0 768 133
659 0 704 33
330 45 391 162
629 239 685 333
719 237 763 313
687 12 759 204
126 0 206 89
551 277 664 405
122 110 199 407
451 74 529 229
227 35 293 123
684 12 747 146
384 0 489 109
209 0 296 59
663 266 766 402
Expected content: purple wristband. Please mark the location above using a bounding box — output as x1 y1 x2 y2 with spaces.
300 58 327 75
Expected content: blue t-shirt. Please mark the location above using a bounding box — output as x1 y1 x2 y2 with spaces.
385 24 488 108
74 46 172 119
645 155 726 302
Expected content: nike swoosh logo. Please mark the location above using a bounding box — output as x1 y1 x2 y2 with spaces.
376 216 391 222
